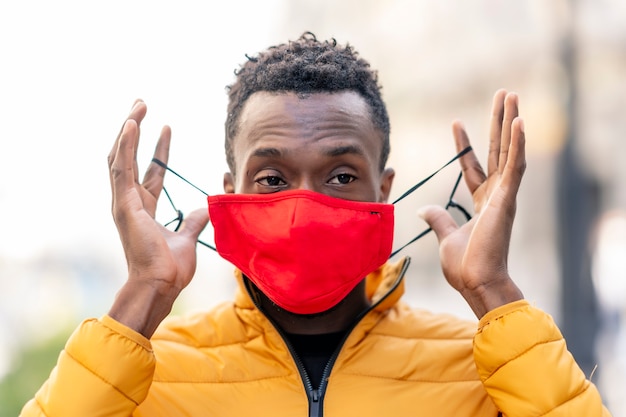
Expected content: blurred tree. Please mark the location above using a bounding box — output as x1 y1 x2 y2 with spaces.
0 330 69 417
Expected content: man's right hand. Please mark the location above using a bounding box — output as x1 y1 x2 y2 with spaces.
106 100 209 338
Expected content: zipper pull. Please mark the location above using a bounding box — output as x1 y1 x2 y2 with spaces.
309 389 321 417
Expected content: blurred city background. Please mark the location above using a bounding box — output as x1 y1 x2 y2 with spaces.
1 0 625 415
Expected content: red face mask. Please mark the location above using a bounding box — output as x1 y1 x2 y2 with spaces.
208 190 394 315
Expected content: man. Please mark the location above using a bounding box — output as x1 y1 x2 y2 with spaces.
21 32 610 416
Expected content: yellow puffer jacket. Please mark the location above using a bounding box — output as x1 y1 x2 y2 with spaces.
21 258 610 416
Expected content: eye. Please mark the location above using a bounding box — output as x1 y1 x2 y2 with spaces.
328 173 356 185
256 175 286 187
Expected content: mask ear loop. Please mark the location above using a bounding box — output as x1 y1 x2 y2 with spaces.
152 158 217 251
389 146 473 258
444 172 472 222
161 186 184 232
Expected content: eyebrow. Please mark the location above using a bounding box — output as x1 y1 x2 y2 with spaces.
323 144 366 158
250 147 284 158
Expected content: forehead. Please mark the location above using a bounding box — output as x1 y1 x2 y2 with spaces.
238 90 374 127
232 91 381 163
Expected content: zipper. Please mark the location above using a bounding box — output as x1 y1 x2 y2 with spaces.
313 257 411 416
257 312 323 416
280 333 321 416
243 257 411 417
243 279 322 415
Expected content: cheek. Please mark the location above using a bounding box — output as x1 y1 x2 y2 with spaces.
358 175 384 202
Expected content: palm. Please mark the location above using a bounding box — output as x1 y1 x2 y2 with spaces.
439 173 512 292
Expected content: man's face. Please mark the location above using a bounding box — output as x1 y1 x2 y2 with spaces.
224 91 394 202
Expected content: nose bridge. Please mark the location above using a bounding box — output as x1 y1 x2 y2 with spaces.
294 175 321 193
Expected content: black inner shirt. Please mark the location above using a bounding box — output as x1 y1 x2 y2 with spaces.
284 331 346 390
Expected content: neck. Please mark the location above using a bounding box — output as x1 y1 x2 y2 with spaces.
249 280 371 335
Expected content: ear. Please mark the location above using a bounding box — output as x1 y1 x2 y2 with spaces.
379 167 395 203
223 172 235 194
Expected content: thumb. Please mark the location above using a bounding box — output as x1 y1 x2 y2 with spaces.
418 205 458 243
178 208 210 241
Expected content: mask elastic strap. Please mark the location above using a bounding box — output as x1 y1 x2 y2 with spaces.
152 158 217 251
152 158 209 196
391 146 471 205
389 146 473 258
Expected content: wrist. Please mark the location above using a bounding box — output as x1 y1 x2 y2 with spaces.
108 279 180 338
461 278 524 319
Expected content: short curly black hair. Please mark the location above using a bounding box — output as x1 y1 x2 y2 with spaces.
225 32 390 173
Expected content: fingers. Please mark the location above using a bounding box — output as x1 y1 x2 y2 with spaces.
501 117 526 199
142 125 172 199
484 90 521 177
108 100 147 169
418 205 459 243
177 207 210 242
452 120 485 195
110 119 139 211
487 89 507 176
498 93 519 175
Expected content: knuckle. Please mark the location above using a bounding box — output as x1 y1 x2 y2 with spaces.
112 202 131 224
109 161 127 179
